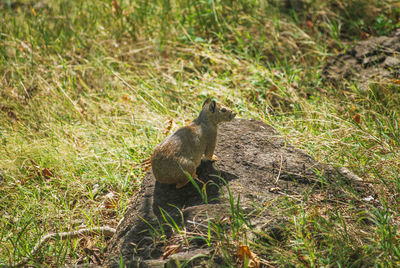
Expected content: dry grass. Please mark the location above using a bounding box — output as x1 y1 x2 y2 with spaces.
1 0 399 266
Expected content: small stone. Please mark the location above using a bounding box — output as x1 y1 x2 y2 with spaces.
384 56 400 68
362 195 374 202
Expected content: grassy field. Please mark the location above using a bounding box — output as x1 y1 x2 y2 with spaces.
1 0 400 266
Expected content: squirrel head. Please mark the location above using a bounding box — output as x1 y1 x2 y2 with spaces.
201 98 236 125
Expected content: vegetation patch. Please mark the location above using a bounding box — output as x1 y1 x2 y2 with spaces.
104 118 374 267
1 0 399 266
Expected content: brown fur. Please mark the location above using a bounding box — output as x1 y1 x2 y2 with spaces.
151 98 236 188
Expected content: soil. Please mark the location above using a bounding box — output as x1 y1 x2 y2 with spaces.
322 30 400 88
103 118 372 267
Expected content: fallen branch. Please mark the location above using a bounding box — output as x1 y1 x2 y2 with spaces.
15 226 116 267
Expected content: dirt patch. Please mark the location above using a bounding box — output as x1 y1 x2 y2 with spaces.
103 118 371 267
322 30 400 88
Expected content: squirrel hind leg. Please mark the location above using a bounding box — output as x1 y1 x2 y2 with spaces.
176 181 189 189
176 172 199 189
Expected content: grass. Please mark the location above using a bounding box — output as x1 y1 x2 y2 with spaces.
1 0 399 266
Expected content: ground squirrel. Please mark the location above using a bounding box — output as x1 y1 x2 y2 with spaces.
151 98 236 189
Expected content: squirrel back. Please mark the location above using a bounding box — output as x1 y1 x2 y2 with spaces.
151 98 236 188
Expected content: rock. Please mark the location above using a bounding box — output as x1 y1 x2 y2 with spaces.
322 32 400 89
103 118 370 267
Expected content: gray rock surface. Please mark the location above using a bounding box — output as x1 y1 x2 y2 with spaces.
103 118 370 267
322 30 400 88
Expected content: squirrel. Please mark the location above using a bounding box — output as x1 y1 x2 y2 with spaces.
151 98 236 189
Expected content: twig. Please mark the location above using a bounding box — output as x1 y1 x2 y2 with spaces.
274 154 283 185
187 220 209 229
276 191 302 202
15 226 116 267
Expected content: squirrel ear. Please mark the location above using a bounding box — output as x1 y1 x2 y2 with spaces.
209 100 216 113
202 98 211 107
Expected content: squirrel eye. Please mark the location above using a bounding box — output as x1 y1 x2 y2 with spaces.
221 108 227 112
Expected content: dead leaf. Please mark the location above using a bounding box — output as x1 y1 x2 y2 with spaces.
353 113 361 124
313 193 325 201
24 160 56 180
162 119 173 135
31 6 36 16
41 167 54 179
122 94 135 102
390 78 400 85
0 105 19 121
297 250 310 267
269 187 280 193
306 20 314 30
111 0 121 15
162 244 180 259
361 31 370 39
123 5 134 16
236 245 260 268
268 85 278 92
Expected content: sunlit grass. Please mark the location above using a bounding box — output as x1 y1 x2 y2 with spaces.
1 0 399 266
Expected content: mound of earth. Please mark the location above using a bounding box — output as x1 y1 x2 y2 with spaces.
103 118 371 267
322 30 400 88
